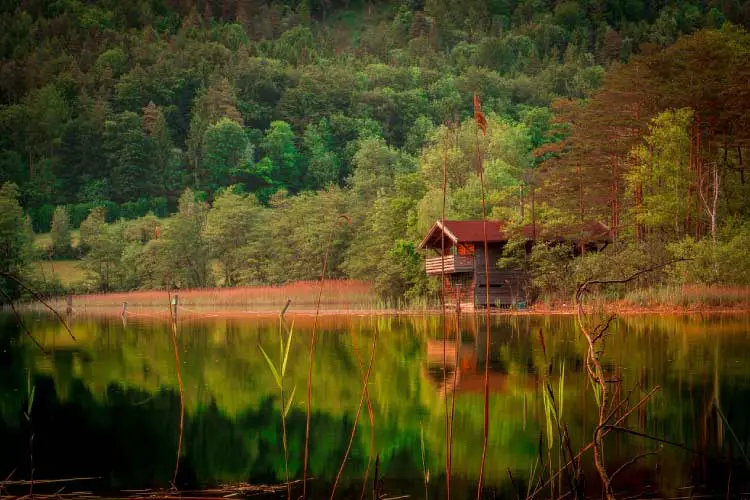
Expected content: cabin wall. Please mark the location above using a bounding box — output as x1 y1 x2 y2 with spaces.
473 243 529 307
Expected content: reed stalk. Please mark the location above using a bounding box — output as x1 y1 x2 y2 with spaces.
24 370 35 498
259 319 296 500
475 99 492 500
421 422 429 500
440 122 452 499
303 214 350 499
166 281 185 489
350 329 376 500
329 325 379 500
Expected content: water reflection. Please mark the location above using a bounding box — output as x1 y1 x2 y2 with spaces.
0 313 749 497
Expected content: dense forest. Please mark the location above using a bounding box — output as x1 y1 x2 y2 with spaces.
1 0 749 302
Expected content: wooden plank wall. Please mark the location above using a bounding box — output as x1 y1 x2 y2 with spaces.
473 243 529 306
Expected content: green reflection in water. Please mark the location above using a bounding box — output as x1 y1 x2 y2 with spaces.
1 313 749 497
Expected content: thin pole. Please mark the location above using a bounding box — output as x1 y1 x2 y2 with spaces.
475 110 491 500
440 123 452 499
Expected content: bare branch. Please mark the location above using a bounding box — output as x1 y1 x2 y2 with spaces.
1 272 76 342
0 288 46 353
610 451 660 484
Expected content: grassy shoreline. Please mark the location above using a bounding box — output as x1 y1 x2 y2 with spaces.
9 281 750 318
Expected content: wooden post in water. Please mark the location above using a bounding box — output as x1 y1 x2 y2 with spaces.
172 294 179 322
66 295 73 315
121 301 128 327
280 298 292 318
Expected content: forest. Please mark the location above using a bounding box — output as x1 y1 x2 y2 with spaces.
1 0 749 303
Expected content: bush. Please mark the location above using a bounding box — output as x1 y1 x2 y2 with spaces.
669 222 750 285
50 206 74 258
120 198 150 220
69 202 98 228
149 197 169 217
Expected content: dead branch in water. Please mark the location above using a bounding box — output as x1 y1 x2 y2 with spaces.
1 272 76 341
570 260 688 499
0 288 46 353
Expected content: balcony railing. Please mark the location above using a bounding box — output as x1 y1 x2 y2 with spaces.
425 254 474 275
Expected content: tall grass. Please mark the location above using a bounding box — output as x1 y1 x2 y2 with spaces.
623 285 750 309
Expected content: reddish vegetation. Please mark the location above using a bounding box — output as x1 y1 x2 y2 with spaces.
59 280 376 309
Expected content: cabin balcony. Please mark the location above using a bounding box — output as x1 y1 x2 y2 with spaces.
425 254 474 275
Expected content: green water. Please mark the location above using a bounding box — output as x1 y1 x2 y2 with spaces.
1 313 749 498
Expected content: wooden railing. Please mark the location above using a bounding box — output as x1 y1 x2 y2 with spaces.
425 254 474 275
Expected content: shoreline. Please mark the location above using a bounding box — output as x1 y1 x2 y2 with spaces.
8 302 750 319
6 282 750 319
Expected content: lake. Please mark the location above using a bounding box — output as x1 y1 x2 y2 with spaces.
1 312 749 498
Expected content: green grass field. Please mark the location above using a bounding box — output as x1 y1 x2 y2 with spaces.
32 259 87 286
33 230 81 251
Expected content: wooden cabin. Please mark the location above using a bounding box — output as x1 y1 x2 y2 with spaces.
418 219 611 310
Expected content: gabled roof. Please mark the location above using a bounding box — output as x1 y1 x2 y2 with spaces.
418 219 612 250
418 220 509 249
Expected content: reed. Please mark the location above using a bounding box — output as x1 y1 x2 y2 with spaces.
420 422 429 500
329 325 378 499
258 319 297 500
623 284 750 309
350 329 376 500
24 369 35 497
475 92 492 500
42 280 376 310
303 214 350 499
166 284 185 489
439 120 452 499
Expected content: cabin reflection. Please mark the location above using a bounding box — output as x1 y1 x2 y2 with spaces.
423 336 521 395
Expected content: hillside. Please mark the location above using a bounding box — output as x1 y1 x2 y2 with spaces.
1 0 749 302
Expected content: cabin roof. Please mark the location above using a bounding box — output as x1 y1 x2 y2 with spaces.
418 220 509 249
418 219 612 250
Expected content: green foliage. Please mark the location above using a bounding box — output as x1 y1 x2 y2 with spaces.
0 183 33 300
669 221 750 285
50 206 73 258
260 121 303 193
627 109 695 239
204 188 265 286
202 118 251 193
157 189 213 289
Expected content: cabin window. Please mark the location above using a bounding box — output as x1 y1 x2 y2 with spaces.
457 243 475 255
451 274 473 289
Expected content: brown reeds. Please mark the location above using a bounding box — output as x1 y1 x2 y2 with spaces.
166 282 185 489
329 325 379 499
45 280 375 310
303 214 351 500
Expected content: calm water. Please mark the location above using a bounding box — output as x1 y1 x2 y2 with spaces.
1 312 749 498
